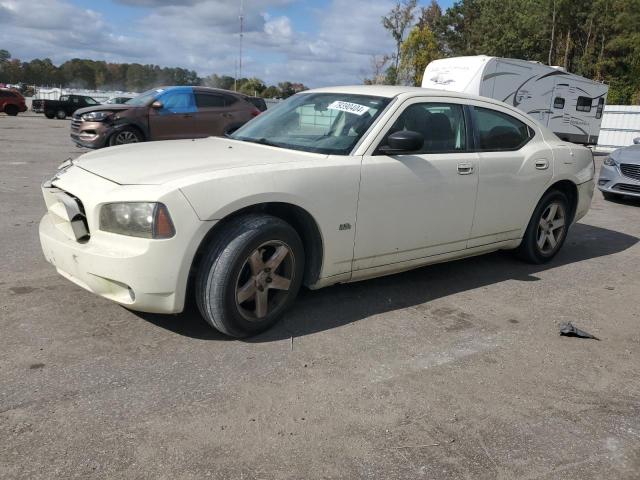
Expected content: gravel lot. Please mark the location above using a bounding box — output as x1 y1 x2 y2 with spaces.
1 112 639 480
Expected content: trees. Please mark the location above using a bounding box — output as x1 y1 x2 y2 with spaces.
399 25 440 86
382 0 418 84
378 0 639 104
0 54 307 98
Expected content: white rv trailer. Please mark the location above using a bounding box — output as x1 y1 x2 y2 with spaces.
422 55 608 145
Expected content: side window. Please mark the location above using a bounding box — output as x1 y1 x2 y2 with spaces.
383 102 467 153
596 98 605 119
553 97 565 109
0 91 9 97
195 94 226 108
576 96 592 112
224 95 238 105
60 96 69 102
473 106 531 151
158 90 196 114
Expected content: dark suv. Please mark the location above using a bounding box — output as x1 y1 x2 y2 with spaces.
71 86 262 149
0 88 27 116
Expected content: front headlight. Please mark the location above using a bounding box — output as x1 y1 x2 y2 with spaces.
81 111 113 122
99 202 175 239
603 156 617 166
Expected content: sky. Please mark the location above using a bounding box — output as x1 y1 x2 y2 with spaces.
0 0 455 87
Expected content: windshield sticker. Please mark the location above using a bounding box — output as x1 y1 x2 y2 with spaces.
328 101 370 116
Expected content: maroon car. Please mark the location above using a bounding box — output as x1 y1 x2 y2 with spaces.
0 88 28 116
70 86 262 149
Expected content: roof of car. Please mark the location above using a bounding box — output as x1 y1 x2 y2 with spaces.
305 85 492 103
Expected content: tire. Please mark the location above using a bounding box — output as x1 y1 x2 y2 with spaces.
517 190 570 264
195 214 305 338
4 105 18 116
108 127 142 146
45 112 55 119
602 192 620 201
56 109 67 120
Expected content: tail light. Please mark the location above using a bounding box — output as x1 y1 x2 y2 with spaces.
251 108 261 117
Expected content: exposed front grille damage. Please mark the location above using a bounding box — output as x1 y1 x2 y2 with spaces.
42 186 90 242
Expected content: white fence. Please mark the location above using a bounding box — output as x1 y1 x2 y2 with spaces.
597 105 640 152
33 87 138 103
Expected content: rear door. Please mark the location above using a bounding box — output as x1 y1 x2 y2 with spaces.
193 92 228 137
468 104 553 247
148 88 198 140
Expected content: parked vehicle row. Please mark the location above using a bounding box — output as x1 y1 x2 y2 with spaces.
70 86 262 149
32 94 100 119
0 88 28 116
598 138 640 199
39 86 596 338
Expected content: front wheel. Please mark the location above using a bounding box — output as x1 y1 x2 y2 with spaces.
517 190 570 264
108 127 142 146
4 105 18 116
195 214 305 337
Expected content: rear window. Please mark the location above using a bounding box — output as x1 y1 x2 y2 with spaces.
247 97 267 111
473 106 532 151
576 96 592 112
195 93 226 108
553 97 565 109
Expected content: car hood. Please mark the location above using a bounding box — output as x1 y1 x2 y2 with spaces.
74 137 318 185
612 145 640 164
74 104 137 116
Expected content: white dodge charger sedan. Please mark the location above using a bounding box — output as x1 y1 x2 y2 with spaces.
39 86 595 337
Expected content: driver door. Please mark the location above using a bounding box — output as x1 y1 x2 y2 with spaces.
353 99 479 272
148 88 198 140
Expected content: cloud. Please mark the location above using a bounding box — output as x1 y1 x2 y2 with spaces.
0 0 400 87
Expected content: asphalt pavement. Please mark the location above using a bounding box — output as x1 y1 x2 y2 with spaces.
1 112 639 479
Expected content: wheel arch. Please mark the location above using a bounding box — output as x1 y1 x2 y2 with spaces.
187 202 324 295
545 179 578 223
109 123 147 143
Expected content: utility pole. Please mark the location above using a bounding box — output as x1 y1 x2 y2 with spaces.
239 0 244 86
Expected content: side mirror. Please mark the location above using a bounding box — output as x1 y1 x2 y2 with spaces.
378 130 424 154
633 137 640 145
150 100 163 109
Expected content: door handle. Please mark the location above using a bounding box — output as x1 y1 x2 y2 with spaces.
183 114 193 118
535 159 549 170
222 113 233 118
457 162 474 175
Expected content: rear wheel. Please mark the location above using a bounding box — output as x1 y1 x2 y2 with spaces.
56 109 67 120
4 105 18 116
195 214 304 337
45 112 55 119
108 127 142 146
517 190 570 264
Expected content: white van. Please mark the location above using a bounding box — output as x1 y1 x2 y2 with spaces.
422 55 609 145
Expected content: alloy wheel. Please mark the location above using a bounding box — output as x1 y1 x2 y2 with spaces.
114 131 139 145
235 241 295 321
536 201 566 255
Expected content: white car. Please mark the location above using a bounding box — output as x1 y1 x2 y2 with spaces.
39 86 595 337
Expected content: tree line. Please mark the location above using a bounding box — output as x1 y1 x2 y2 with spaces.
0 50 307 99
372 0 640 104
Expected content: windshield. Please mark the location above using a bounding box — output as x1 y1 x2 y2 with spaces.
230 93 391 155
126 88 164 106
